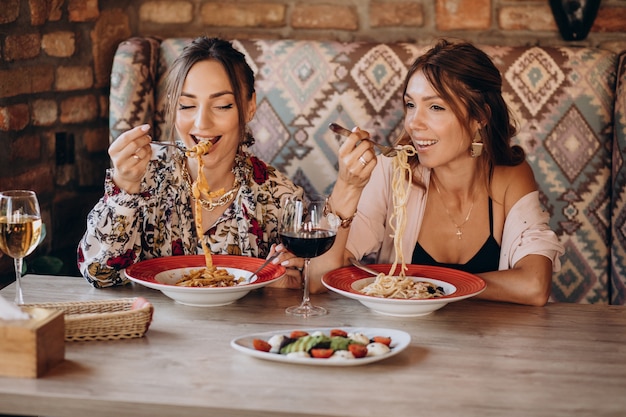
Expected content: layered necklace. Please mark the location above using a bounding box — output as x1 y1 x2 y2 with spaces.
431 175 475 240
196 179 239 211
181 158 240 211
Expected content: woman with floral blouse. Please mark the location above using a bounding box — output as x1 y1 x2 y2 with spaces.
78 36 303 288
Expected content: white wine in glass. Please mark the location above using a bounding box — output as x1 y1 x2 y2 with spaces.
279 195 338 317
0 190 42 305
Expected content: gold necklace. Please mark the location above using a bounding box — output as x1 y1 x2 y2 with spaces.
182 161 239 211
432 176 474 240
195 183 239 211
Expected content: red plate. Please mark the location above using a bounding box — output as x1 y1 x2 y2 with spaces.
125 254 283 286
124 255 286 307
322 264 485 316
323 264 485 300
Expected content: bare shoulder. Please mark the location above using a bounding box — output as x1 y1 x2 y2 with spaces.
491 161 538 213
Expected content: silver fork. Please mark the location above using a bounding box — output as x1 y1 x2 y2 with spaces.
328 123 400 157
247 253 280 282
152 142 205 158
151 142 187 152
349 257 381 276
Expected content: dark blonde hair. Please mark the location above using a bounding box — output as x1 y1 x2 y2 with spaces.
162 36 256 146
397 39 525 184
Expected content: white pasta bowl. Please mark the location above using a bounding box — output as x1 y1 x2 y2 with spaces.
124 255 286 307
322 264 486 317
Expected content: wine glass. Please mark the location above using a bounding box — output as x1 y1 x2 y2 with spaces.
279 195 338 317
0 190 42 305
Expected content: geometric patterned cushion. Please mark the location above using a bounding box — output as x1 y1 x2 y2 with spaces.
109 36 162 141
109 38 624 304
611 52 626 305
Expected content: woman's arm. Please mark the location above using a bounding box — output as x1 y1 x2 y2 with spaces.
476 254 553 306
77 178 145 288
77 143 187 288
307 127 375 293
477 161 563 306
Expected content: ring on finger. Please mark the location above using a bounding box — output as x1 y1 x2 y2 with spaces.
132 153 141 161
358 156 368 166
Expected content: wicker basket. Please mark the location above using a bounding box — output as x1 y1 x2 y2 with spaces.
23 298 154 342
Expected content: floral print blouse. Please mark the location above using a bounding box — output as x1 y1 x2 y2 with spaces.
77 145 303 288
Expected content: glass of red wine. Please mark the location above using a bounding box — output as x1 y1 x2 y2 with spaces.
279 195 338 317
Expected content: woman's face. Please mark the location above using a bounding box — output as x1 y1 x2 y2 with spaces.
403 71 475 169
175 59 255 166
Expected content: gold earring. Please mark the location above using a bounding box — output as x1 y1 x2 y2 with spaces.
471 129 483 158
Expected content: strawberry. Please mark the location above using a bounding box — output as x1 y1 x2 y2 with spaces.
330 329 348 337
372 336 392 346
290 330 309 339
310 348 334 358
252 338 272 352
348 343 368 358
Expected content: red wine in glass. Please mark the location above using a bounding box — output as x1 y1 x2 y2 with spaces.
279 229 336 259
279 196 338 317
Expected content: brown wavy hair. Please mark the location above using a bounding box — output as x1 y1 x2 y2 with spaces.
396 39 525 185
162 36 256 146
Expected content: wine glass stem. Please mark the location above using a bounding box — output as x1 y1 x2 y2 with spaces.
300 258 312 306
14 257 24 305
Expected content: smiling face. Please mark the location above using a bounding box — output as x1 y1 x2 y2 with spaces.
175 59 256 167
403 71 479 169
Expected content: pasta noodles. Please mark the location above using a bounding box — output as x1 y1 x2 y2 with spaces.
359 145 445 299
388 144 415 277
360 274 445 299
186 141 220 269
176 141 242 288
176 266 244 287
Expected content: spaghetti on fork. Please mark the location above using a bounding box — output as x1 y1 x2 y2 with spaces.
176 141 244 288
358 144 445 299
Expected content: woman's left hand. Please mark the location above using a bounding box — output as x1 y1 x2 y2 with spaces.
265 244 304 289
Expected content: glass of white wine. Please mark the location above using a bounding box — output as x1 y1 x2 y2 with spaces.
0 190 42 305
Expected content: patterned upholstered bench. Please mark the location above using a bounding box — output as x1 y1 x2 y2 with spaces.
109 37 626 304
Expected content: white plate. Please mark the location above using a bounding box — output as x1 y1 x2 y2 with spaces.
230 327 410 366
323 264 486 317
124 255 286 307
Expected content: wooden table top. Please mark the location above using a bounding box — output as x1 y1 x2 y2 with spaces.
1 274 625 417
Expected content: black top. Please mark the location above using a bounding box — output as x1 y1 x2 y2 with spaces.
411 198 501 274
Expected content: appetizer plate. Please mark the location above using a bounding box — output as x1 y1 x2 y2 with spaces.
323 264 486 317
231 327 410 366
124 255 285 307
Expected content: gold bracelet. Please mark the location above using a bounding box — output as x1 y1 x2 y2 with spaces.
324 197 356 229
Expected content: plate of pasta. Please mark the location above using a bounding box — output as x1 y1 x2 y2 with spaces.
322 264 486 317
124 255 286 307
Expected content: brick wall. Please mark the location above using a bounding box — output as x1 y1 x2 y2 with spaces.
1 0 626 280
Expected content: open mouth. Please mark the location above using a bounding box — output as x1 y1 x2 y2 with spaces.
185 135 222 157
413 139 438 151
191 135 221 146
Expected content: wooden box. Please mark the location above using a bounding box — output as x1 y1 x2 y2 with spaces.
0 307 65 378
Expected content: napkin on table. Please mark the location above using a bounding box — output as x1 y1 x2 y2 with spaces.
0 294 30 320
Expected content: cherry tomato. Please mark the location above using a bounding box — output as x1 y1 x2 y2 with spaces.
310 348 334 358
330 329 348 337
290 330 309 339
348 344 368 358
372 336 392 346
253 338 272 352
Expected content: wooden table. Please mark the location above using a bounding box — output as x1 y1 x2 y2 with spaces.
1 274 625 417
